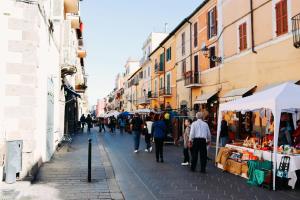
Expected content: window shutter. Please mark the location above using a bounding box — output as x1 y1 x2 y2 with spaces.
275 2 281 35
239 24 243 50
282 0 288 33
243 23 247 50
213 7 217 36
207 12 211 39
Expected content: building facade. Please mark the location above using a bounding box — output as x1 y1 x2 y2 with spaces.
0 0 87 181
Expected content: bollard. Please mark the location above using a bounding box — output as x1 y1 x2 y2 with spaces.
88 138 92 182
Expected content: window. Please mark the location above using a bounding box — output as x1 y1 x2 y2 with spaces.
181 32 185 55
275 0 288 36
239 22 247 51
159 77 163 89
166 73 171 94
194 55 199 72
182 59 186 76
194 22 198 47
154 79 158 94
159 53 165 70
209 46 216 68
207 7 217 39
166 47 172 61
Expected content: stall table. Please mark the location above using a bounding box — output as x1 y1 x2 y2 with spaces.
224 144 300 189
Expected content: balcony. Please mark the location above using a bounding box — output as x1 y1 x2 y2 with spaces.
184 71 201 88
148 91 158 99
137 97 150 105
292 13 300 48
159 87 172 97
155 63 164 74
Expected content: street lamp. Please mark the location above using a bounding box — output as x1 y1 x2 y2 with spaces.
200 44 222 63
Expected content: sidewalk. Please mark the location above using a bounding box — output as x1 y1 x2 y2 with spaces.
0 129 124 200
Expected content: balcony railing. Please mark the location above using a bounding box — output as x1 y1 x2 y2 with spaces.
292 13 300 48
137 97 150 105
184 71 201 88
159 87 172 97
155 63 164 74
148 91 158 99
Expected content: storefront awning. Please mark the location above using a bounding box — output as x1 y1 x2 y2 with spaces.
64 0 79 14
193 91 219 104
260 80 300 92
219 85 256 103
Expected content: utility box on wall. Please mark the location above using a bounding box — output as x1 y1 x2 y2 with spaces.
5 140 23 184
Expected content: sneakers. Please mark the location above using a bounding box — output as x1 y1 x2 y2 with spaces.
134 150 138 153
145 149 149 152
181 162 189 166
149 147 153 152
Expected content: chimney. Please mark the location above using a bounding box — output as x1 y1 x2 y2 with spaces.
164 23 168 33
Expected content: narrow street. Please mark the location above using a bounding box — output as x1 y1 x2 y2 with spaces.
99 129 300 200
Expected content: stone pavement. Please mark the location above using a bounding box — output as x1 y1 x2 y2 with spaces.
0 129 124 200
99 130 300 200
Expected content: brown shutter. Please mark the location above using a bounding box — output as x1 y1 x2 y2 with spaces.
282 0 288 33
243 23 247 49
213 7 217 36
239 24 243 50
275 2 282 35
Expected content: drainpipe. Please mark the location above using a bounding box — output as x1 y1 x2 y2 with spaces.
250 0 257 53
162 46 166 109
187 20 193 113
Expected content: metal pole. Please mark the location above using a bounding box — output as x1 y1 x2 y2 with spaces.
88 138 92 182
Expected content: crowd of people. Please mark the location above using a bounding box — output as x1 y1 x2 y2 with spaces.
79 111 212 173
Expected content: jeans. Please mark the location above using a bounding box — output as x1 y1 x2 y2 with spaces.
220 136 228 147
120 126 124 134
133 131 141 150
183 148 190 163
154 138 164 161
145 134 152 149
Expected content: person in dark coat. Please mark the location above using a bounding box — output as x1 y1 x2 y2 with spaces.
152 114 167 163
130 113 143 153
220 119 229 147
86 114 93 132
80 114 86 132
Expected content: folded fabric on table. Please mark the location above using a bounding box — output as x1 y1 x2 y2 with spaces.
247 160 272 186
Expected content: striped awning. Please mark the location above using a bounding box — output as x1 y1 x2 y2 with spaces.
193 91 218 104
219 85 256 103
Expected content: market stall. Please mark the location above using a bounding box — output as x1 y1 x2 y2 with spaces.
216 82 300 190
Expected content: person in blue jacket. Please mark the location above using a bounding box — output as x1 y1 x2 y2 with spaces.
151 114 166 163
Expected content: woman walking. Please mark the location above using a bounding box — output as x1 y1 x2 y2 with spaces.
181 118 192 166
152 114 166 163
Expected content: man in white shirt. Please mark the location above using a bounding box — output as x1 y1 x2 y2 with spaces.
189 112 211 173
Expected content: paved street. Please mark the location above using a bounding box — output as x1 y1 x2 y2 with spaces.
0 130 123 200
99 129 300 200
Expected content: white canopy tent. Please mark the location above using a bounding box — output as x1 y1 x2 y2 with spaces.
104 110 120 118
216 82 300 190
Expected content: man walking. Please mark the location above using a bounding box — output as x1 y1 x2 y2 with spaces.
130 113 143 153
80 114 86 132
189 112 211 173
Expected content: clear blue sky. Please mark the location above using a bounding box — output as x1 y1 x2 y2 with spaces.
80 0 203 106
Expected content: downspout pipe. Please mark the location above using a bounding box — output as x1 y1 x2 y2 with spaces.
187 20 193 113
162 46 166 108
250 0 257 53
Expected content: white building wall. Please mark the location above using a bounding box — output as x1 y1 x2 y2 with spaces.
0 0 65 180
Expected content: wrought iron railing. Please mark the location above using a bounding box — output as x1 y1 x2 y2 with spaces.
292 13 300 48
184 71 200 86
